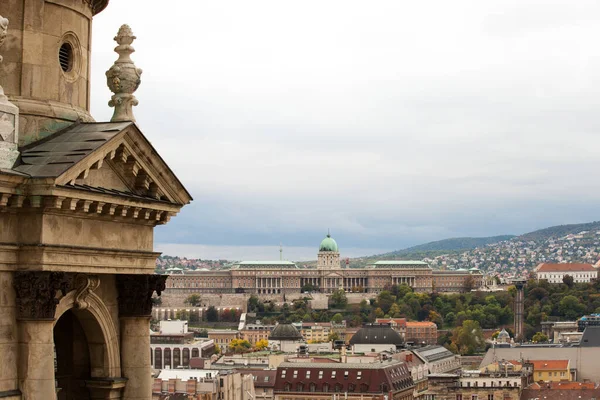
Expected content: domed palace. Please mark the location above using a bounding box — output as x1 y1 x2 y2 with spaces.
165 233 484 295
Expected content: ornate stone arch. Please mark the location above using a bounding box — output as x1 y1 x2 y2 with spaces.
54 277 121 378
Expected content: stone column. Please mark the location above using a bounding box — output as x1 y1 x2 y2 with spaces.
116 275 167 400
13 272 71 400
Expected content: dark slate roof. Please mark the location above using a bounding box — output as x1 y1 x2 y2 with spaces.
59 183 171 203
268 323 303 341
580 326 600 347
349 324 404 346
14 122 131 178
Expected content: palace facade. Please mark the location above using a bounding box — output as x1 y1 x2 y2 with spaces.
165 234 484 294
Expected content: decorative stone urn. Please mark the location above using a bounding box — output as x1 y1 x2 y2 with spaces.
106 24 143 122
0 15 20 169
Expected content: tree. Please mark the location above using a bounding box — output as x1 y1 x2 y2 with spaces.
229 339 252 353
301 283 318 293
451 320 485 355
176 310 190 320
214 344 221 355
464 275 475 291
558 295 585 319
248 295 264 313
331 313 344 324
376 291 396 314
330 289 348 308
255 339 269 350
532 332 549 343
185 294 202 307
206 306 219 322
328 332 340 342
563 274 574 288
197 328 208 337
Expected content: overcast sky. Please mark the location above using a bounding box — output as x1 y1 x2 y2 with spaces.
90 1 600 260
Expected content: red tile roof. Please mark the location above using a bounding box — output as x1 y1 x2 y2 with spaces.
532 360 569 371
536 263 596 272
406 321 437 328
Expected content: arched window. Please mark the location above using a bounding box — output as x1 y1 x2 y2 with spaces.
173 348 181 368
335 383 343 392
164 348 172 369
296 383 304 391
323 383 329 392
360 383 369 392
309 383 317 392
154 348 162 369
182 348 190 366
284 382 291 391
192 348 199 358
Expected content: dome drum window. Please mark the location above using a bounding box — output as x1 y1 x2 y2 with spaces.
58 32 82 82
59 43 73 72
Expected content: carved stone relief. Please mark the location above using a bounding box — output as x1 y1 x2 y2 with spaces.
116 274 167 317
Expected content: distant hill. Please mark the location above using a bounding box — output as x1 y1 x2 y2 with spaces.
376 235 515 258
518 221 600 242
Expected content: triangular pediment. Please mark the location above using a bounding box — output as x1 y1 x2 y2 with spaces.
50 123 192 205
325 272 343 278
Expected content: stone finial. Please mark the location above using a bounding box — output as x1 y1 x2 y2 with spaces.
0 15 20 170
106 24 143 122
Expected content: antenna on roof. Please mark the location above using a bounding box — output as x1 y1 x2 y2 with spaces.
327 228 330 237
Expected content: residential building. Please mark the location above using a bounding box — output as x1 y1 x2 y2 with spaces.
240 323 274 345
300 322 332 343
272 361 415 400
406 321 438 345
375 318 438 345
208 330 240 351
477 326 600 382
243 369 277 400
522 381 600 400
395 351 429 398
423 366 533 400
531 360 571 382
535 263 598 283
152 370 255 400
349 323 404 353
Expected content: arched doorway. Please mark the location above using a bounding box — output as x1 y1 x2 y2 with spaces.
54 309 92 400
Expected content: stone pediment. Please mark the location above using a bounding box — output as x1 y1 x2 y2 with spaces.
325 272 343 278
15 122 192 205
1 122 191 225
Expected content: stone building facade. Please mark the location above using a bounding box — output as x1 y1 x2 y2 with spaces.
165 234 483 295
273 361 415 400
0 1 191 399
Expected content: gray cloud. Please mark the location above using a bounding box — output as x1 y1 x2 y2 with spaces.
89 0 600 257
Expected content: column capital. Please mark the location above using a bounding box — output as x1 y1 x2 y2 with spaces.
116 274 167 317
13 271 71 320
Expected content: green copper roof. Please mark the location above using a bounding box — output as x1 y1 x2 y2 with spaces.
234 261 298 269
319 234 339 252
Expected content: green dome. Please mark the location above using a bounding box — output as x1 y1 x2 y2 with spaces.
319 233 338 252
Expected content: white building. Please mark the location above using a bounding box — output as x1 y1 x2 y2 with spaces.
159 319 188 334
535 263 598 283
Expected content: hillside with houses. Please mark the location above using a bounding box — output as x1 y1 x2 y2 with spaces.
423 224 600 280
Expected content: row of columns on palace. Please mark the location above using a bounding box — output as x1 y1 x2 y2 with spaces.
11 271 166 400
